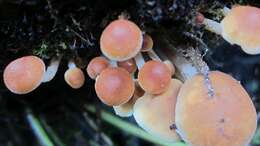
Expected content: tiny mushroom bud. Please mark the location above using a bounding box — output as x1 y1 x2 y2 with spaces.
133 79 183 142
175 71 257 146
221 6 260 54
117 58 137 74
138 60 171 94
100 19 143 61
113 81 144 117
141 34 154 52
95 67 135 106
3 56 45 94
64 61 85 89
163 60 175 76
86 56 110 80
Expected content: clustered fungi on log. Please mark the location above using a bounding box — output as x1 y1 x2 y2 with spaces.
2 3 260 146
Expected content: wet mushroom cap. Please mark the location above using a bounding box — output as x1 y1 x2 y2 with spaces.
64 68 85 89
113 81 144 117
95 67 135 106
175 71 257 146
117 58 137 74
141 34 153 52
138 60 172 94
100 19 143 61
3 56 45 94
133 79 183 142
87 56 110 79
221 6 260 54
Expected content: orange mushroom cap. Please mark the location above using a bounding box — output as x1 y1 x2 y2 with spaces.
113 81 144 117
64 67 85 89
3 56 45 94
138 60 172 94
221 6 260 54
133 79 183 142
175 71 257 146
141 34 154 52
87 56 110 79
117 58 137 74
100 19 143 61
95 67 135 106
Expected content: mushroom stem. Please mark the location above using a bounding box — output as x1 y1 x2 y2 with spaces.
222 6 231 16
42 55 62 83
147 49 162 61
134 53 145 70
109 60 118 67
203 18 222 35
68 60 76 69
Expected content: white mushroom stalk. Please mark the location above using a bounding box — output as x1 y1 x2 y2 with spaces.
202 18 222 35
42 55 62 83
222 6 231 16
134 53 145 70
147 49 161 61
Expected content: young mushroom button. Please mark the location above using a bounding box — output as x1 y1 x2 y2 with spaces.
117 58 137 74
64 61 85 89
95 67 135 106
3 56 45 94
138 60 172 94
175 71 257 146
100 19 143 61
86 56 110 80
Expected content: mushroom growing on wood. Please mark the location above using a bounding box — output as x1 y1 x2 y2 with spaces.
100 19 143 61
133 79 183 142
198 5 260 54
86 56 110 80
137 60 172 94
175 71 257 146
64 60 85 89
3 56 45 94
95 67 135 106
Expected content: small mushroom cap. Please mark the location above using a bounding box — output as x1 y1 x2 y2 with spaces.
133 79 183 142
221 6 260 54
100 19 143 61
87 56 110 79
175 71 257 146
64 67 85 89
3 56 45 94
141 34 153 52
163 60 175 76
95 67 135 106
117 58 137 74
138 60 171 94
113 81 144 117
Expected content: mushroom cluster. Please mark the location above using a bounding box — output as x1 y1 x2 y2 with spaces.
2 6 258 146
86 14 257 145
85 16 184 142
197 5 260 55
3 55 87 94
